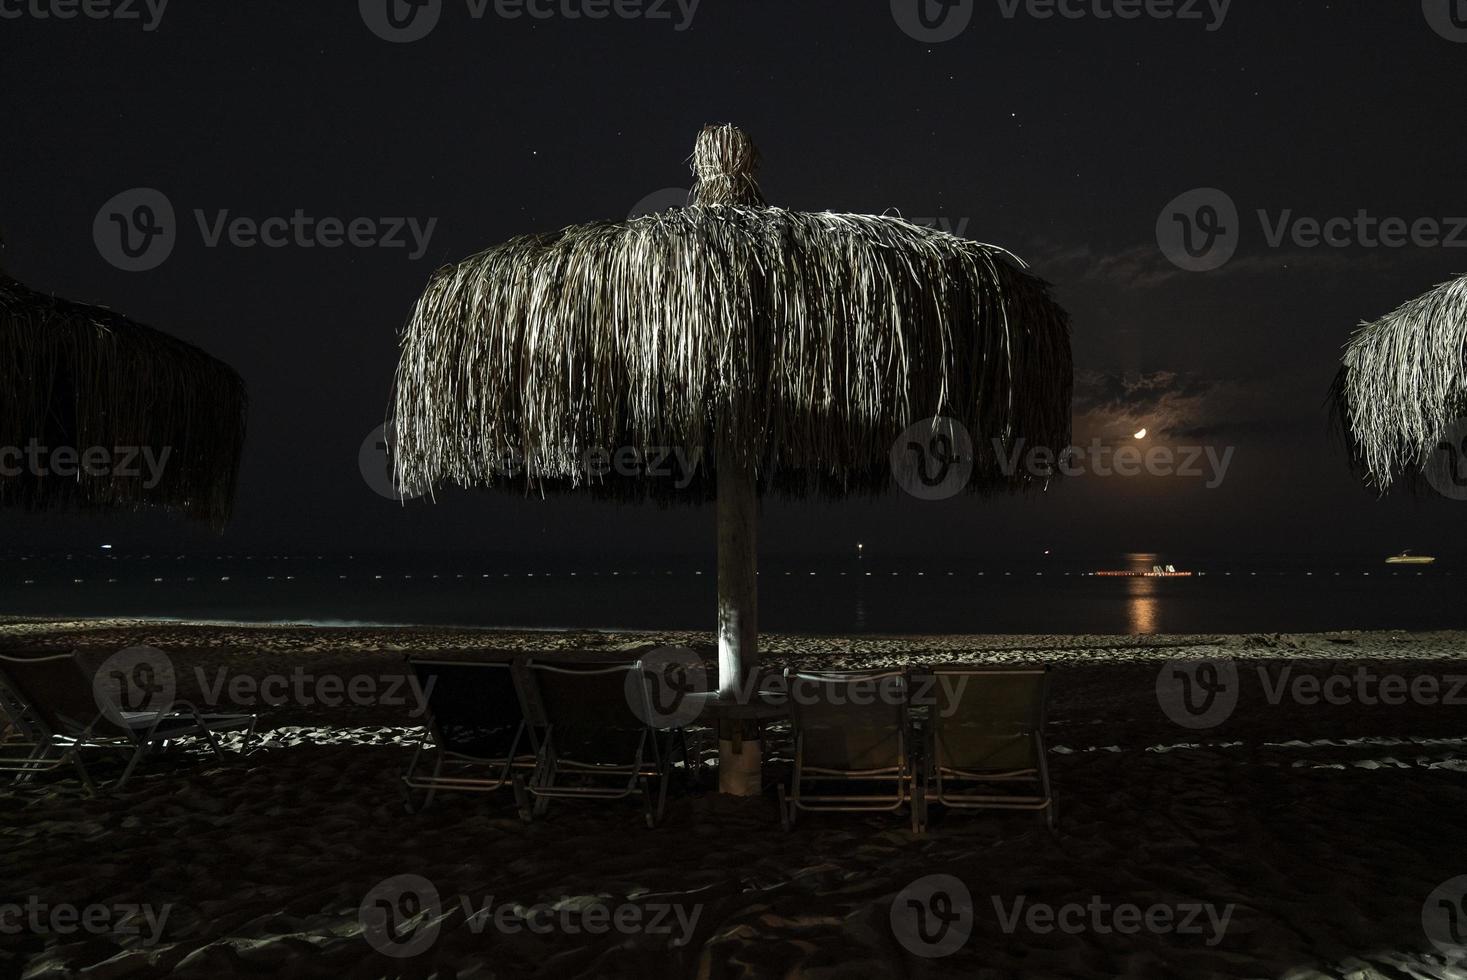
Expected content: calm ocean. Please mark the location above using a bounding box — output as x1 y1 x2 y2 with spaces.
4 551 1466 635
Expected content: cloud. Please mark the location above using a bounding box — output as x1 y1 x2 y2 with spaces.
1022 241 1399 292
1072 370 1286 446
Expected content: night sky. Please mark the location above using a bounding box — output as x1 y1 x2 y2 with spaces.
5 0 1467 562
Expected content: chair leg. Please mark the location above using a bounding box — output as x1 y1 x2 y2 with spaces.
776 784 793 831
70 748 99 797
1035 732 1056 832
421 755 443 811
641 777 657 829
512 774 532 823
528 751 551 821
115 744 148 790
911 780 926 835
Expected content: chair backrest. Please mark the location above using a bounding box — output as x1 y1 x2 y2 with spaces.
928 667 1049 773
0 652 115 739
787 669 908 772
408 658 532 761
527 661 648 764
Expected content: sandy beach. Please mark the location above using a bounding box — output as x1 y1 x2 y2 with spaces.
2 620 1466 979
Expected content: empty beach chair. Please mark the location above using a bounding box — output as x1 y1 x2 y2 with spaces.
524 660 682 828
400 657 538 815
0 651 256 793
923 666 1055 829
777 669 922 833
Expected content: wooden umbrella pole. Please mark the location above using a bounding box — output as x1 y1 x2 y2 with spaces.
716 439 761 795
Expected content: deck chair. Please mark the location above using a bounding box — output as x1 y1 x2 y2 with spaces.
523 660 681 828
777 669 922 833
923 666 1055 829
0 651 256 794
400 657 538 816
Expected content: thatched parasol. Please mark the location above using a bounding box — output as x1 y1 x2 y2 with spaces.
1332 274 1467 492
0 242 247 527
390 124 1073 701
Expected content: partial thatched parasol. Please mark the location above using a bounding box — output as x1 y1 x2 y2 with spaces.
1332 274 1467 491
0 244 247 527
390 124 1073 699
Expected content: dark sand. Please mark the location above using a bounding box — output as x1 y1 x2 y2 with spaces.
2 620 1466 979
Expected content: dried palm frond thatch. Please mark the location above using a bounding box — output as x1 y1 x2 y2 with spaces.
387 124 1073 716
391 126 1072 503
0 264 248 527
1331 274 1467 490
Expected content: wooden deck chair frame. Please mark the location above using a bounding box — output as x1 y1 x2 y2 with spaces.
523 660 679 829
923 666 1056 830
0 652 257 795
400 657 539 817
777 668 923 833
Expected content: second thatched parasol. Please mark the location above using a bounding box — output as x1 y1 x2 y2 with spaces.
0 237 247 528
1332 274 1467 494
389 125 1073 732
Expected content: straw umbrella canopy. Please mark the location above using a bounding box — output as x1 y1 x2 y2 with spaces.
0 242 247 527
1332 274 1467 492
389 125 1073 696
